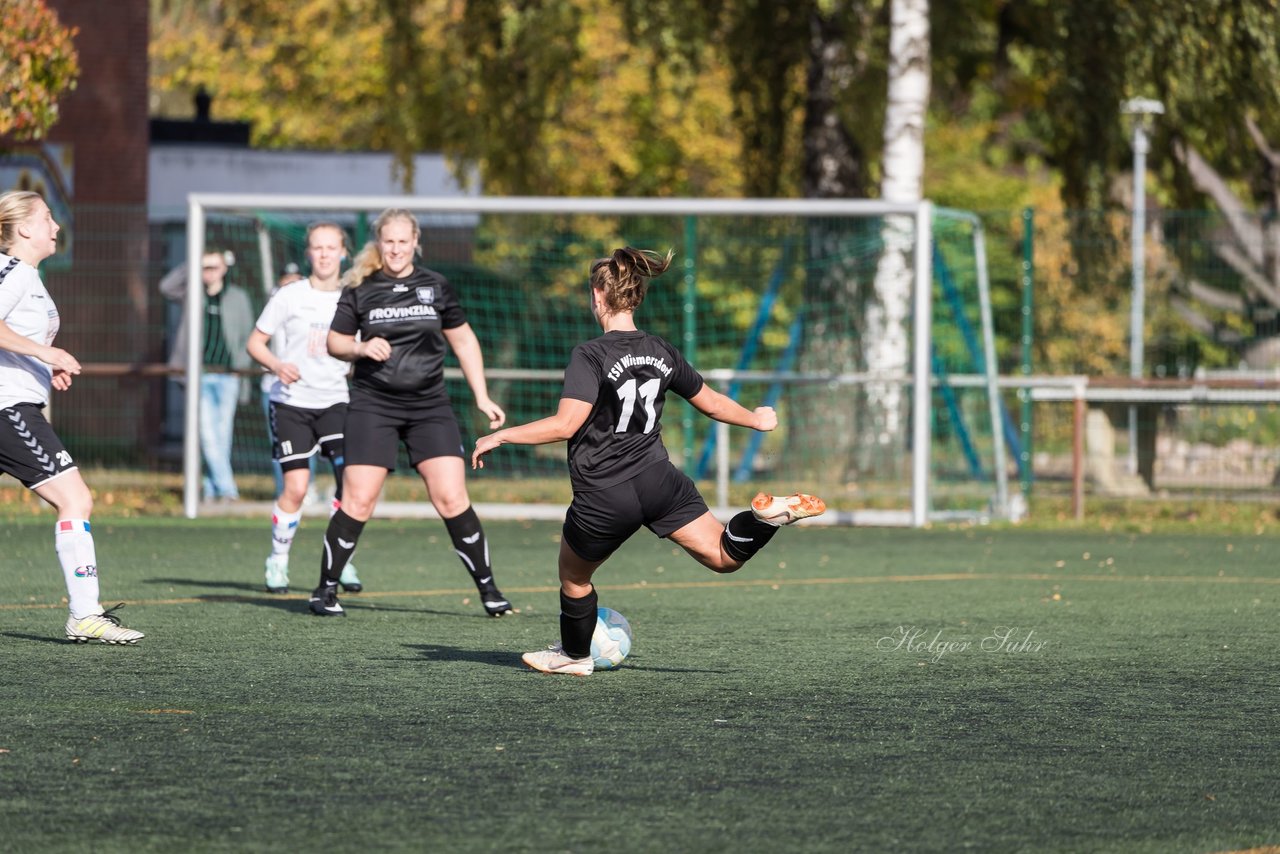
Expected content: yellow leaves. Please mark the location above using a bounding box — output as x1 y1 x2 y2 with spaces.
0 0 79 140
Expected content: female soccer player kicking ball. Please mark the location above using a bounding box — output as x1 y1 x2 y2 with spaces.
472 247 824 676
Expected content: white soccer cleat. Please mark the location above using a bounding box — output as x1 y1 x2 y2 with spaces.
522 643 594 677
264 554 290 594
65 605 144 644
750 492 827 527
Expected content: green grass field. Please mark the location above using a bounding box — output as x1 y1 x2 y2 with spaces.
1 516 1276 853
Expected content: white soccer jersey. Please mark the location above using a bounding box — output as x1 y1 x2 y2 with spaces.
253 278 350 409
0 254 59 409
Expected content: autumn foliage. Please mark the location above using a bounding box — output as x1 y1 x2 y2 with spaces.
0 0 80 140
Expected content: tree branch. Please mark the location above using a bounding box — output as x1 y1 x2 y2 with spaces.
1173 138 1264 268
1170 297 1244 344
1244 115 1280 171
1181 277 1246 313
1218 244 1280 306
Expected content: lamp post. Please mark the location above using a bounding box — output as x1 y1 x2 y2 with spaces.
1121 97 1163 476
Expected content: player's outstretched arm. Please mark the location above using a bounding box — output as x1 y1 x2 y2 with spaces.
472 398 593 469
687 384 776 432
444 323 505 429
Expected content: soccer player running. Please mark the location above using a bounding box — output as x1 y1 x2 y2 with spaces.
471 247 824 676
247 222 361 595
310 208 513 618
0 190 144 643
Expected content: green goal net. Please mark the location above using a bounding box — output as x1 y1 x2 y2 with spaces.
170 196 1006 524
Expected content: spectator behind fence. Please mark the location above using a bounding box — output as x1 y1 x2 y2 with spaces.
0 189 145 643
159 249 255 502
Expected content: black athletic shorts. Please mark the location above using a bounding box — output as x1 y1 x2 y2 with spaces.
269 401 347 472
562 460 709 563
343 400 464 470
0 403 78 489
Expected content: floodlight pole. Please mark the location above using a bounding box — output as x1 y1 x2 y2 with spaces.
1122 97 1163 476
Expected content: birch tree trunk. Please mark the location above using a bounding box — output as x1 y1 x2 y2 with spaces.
862 0 929 473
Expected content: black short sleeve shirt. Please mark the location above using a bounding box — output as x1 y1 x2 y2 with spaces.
560 329 704 492
331 267 466 407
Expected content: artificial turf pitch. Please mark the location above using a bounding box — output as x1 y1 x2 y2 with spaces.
1 517 1276 853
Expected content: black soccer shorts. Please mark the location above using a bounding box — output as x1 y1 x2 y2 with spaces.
562 460 709 563
342 401 465 470
0 403 78 489
269 401 347 472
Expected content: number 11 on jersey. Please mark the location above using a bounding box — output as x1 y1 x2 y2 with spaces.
614 377 660 433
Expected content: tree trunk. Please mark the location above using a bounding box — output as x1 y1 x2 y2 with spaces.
793 2 869 483
861 0 929 476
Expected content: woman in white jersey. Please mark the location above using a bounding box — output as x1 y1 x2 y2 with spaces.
472 247 823 676
247 222 361 595
0 190 144 644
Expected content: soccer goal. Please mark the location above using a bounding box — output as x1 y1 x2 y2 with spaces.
179 194 1009 526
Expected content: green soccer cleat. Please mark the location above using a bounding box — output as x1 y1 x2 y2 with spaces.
338 562 362 594
264 554 290 594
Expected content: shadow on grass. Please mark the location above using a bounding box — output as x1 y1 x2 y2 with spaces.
2 631 75 645
404 642 521 668
145 577 265 594
333 600 491 619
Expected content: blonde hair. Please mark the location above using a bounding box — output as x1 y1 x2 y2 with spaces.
342 209 419 287
0 190 45 254
590 247 675 314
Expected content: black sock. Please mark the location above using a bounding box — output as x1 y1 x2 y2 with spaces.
319 440 344 503
444 506 497 594
321 509 365 585
329 458 345 503
560 588 597 660
720 511 779 563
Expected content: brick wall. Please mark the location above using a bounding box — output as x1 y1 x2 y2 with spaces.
45 0 150 205
40 0 160 464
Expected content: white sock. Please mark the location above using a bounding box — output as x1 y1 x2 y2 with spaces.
55 519 101 620
329 497 341 519
270 503 303 557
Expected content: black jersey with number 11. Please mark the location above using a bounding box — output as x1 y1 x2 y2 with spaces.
560 329 704 492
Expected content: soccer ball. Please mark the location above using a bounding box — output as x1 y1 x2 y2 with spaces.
591 607 633 670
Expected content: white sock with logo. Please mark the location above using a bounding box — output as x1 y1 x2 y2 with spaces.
271 503 303 557
55 519 101 620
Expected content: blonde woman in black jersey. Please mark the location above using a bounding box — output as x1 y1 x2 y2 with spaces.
309 208 513 618
472 247 824 675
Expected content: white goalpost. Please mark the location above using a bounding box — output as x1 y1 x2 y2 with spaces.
181 193 1004 527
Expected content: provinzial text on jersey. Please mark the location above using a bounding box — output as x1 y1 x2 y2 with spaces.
368 305 438 321
607 353 673 382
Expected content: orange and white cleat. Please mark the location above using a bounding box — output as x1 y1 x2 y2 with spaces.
750 492 827 527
